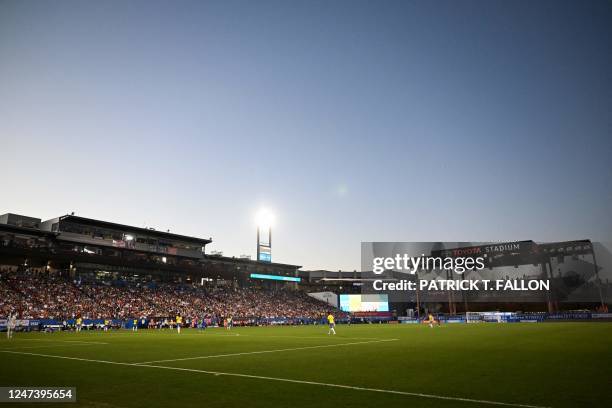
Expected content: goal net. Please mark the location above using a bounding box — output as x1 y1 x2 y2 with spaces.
465 312 484 323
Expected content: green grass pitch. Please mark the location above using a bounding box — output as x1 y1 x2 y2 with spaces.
0 323 610 408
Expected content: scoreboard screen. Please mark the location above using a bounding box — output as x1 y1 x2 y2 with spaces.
339 294 389 312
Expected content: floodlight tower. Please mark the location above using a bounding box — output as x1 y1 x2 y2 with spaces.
256 209 274 263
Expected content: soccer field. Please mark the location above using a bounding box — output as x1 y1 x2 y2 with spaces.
0 323 610 408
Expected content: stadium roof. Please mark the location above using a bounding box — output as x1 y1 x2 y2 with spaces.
0 222 56 237
56 214 212 245
206 254 301 270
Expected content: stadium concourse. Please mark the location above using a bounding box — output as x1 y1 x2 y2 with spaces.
0 268 348 323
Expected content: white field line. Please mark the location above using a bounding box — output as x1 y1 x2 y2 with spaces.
66 331 388 341
0 343 108 350
10 339 109 345
0 349 550 408
134 339 399 364
198 334 389 340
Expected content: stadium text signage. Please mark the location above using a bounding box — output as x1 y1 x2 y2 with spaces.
432 241 534 258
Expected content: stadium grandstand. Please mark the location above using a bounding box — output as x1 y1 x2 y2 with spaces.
0 213 350 326
1 213 611 329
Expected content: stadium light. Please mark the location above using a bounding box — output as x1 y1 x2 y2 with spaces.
255 208 275 230
255 208 274 263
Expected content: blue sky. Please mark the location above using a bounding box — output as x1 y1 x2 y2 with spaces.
1 0 611 270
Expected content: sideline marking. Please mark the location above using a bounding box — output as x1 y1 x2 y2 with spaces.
0 343 106 350
134 339 399 364
0 350 550 408
9 339 109 345
0 340 109 350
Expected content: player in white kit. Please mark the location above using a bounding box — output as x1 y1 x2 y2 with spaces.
6 313 16 339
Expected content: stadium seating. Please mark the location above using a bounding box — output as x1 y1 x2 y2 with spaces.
0 269 346 321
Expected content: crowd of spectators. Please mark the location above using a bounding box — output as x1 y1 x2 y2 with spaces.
0 269 345 321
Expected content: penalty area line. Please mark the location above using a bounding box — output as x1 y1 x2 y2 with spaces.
134 338 399 364
196 333 390 340
0 350 550 408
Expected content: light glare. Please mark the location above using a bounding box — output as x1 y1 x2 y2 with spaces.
255 208 275 229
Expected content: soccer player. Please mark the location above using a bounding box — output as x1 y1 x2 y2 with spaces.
132 318 138 332
103 319 110 332
428 313 435 328
176 314 182 334
6 313 15 339
327 313 336 335
76 316 82 332
6 313 11 339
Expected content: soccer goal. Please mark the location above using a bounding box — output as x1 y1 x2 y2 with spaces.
465 312 484 323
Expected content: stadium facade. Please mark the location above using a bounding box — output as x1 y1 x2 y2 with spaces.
2 213 610 317
0 213 300 287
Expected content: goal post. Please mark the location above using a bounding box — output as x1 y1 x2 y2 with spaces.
465 312 484 323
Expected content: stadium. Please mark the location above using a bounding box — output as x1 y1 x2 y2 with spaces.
1 213 611 407
2 1 611 407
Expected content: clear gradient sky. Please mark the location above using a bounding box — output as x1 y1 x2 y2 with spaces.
1 0 611 270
